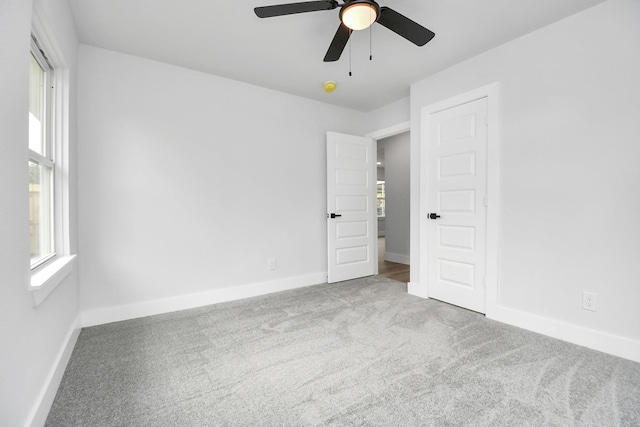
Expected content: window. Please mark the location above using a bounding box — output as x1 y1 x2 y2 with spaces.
377 180 385 217
28 8 77 307
29 38 55 269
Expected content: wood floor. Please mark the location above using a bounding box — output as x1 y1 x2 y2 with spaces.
377 237 410 283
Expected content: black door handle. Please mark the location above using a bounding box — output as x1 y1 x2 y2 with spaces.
429 213 441 220
329 213 342 219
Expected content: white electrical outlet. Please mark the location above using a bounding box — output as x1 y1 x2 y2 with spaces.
582 291 597 312
267 258 276 271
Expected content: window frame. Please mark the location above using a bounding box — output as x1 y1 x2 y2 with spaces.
29 36 56 270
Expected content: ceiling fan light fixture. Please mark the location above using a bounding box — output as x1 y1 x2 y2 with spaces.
340 1 379 31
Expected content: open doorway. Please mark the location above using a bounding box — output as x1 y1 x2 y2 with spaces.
376 131 410 283
378 236 409 283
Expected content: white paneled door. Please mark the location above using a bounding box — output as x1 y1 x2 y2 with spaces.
327 131 376 283
426 97 488 313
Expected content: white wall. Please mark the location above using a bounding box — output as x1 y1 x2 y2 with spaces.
0 0 80 425
77 46 368 323
379 133 410 264
365 96 409 132
410 0 640 358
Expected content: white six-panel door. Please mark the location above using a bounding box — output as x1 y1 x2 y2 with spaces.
327 131 376 283
426 97 488 313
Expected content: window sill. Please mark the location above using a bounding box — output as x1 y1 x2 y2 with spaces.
30 254 77 307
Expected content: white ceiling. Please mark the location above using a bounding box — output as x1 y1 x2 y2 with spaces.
67 0 604 112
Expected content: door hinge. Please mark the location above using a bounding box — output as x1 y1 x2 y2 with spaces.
484 195 488 207
484 115 489 126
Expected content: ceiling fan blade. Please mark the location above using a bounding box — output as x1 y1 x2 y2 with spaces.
323 23 351 62
377 7 435 46
254 0 338 18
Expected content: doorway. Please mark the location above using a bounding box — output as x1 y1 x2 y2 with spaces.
373 129 411 283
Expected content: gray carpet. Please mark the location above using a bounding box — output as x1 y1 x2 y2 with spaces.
46 276 640 426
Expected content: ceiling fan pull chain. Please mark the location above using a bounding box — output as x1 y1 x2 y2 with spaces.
349 35 352 76
369 8 373 60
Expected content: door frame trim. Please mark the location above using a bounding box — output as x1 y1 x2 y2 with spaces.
414 82 500 316
366 121 410 140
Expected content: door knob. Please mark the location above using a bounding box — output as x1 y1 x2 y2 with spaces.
429 213 441 220
328 213 342 219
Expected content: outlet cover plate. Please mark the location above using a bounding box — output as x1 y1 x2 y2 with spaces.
582 291 597 312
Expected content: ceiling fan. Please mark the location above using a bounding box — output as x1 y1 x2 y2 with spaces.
254 0 435 62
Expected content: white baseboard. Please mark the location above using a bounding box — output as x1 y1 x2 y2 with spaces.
488 305 640 364
28 315 81 427
384 252 410 265
405 282 639 363
81 272 328 327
